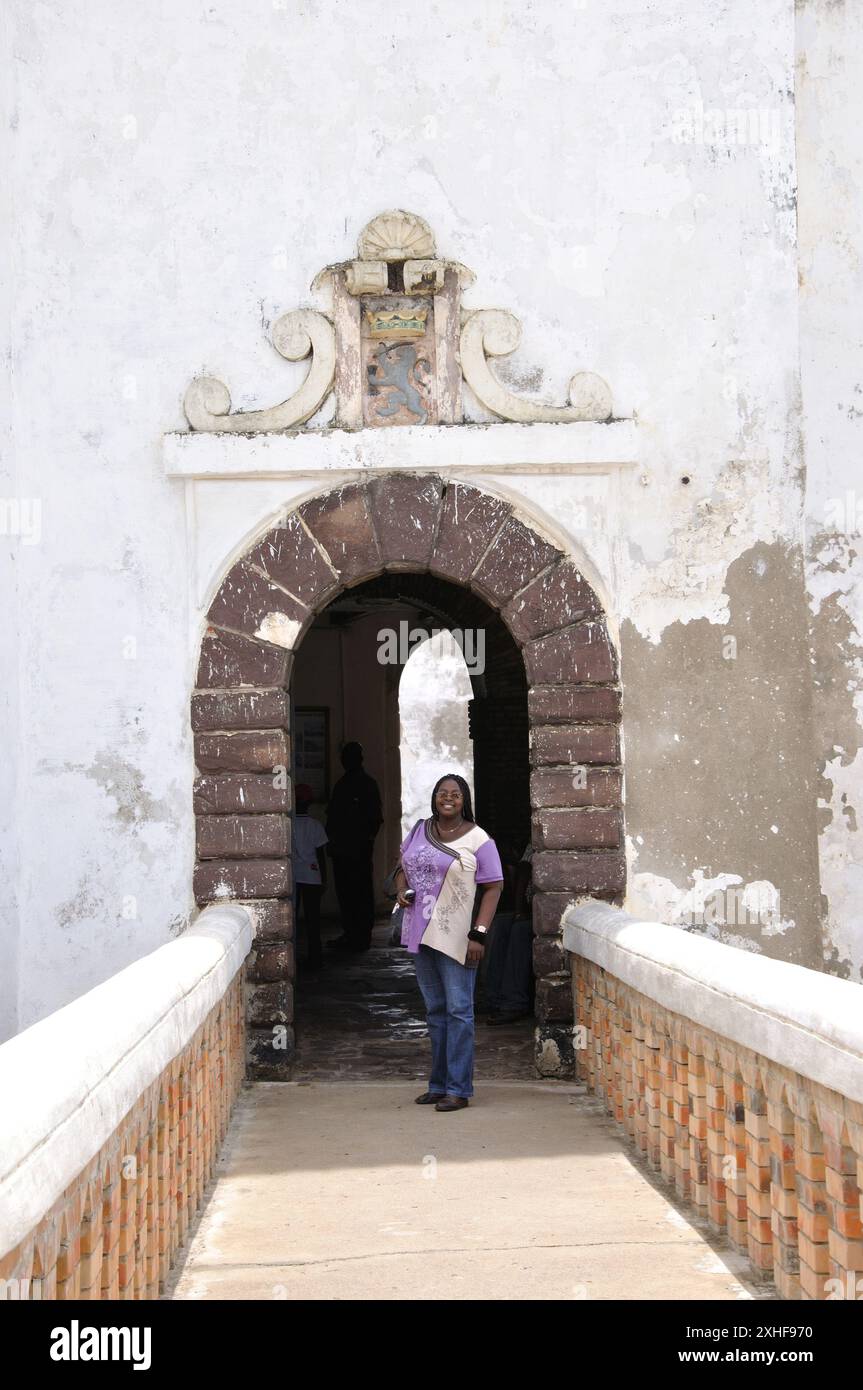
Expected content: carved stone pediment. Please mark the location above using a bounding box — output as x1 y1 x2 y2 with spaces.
183 211 615 433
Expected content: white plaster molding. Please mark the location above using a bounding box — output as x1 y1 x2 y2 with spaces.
563 900 863 1104
344 260 388 295
0 904 255 1259
460 309 614 423
164 419 638 479
184 310 335 433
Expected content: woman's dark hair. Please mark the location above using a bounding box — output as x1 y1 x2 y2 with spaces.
430 773 474 824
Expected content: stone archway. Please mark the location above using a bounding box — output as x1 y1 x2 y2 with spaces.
191 473 624 1079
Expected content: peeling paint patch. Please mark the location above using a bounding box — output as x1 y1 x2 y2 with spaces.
71 752 177 828
254 611 302 648
624 460 800 644
622 541 823 967
627 864 793 949
56 876 106 931
805 526 863 979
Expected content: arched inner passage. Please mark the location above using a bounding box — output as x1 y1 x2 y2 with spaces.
192 473 625 1082
286 573 534 1080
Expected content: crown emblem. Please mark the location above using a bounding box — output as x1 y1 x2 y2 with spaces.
365 306 429 340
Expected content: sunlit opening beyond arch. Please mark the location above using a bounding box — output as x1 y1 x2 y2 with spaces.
398 631 474 838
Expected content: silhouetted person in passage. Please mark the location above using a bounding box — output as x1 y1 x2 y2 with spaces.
325 741 383 952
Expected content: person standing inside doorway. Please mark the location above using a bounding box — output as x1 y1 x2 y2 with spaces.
395 774 503 1112
325 741 383 952
293 782 328 970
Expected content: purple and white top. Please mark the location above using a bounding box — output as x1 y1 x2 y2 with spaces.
399 818 504 965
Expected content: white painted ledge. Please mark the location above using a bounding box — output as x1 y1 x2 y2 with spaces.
563 900 863 1104
0 904 255 1259
163 419 639 478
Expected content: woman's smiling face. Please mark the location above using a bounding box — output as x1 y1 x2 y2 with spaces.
435 779 464 816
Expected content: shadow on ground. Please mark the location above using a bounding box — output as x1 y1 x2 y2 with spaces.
292 914 536 1083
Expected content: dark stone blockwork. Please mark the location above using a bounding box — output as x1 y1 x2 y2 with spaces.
192 475 624 1079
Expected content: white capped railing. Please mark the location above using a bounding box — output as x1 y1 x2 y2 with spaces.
564 900 863 1301
0 903 254 1299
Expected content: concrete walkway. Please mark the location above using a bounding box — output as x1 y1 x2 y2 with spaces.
168 1081 770 1301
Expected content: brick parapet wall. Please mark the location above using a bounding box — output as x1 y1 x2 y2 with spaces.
0 907 252 1301
566 900 863 1301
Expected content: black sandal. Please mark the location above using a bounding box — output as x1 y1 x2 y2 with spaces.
415 1091 446 1105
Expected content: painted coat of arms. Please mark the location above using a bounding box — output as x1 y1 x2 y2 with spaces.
362 297 437 427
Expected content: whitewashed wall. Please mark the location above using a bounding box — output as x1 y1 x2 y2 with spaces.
797 1 863 982
2 0 860 1039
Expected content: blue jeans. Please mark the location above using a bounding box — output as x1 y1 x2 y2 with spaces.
414 944 477 1099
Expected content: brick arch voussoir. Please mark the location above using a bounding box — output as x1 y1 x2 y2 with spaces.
192 471 626 1082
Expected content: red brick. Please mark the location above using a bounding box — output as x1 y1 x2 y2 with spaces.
193 860 290 904
826 1201 863 1240
248 1025 294 1075
247 943 294 984
795 1174 828 1211
823 1140 858 1175
797 1150 826 1181
196 627 289 689
193 773 290 815
238 898 293 941
525 622 618 685
190 689 289 733
825 1167 860 1205
194 731 288 774
532 850 626 894
196 814 289 859
298 483 381 583
247 981 294 1026
533 937 567 975
367 473 443 570
503 562 602 643
246 511 338 607
206 559 309 642
531 724 620 766
472 516 562 606
530 766 622 809
430 483 511 584
534 975 574 1024
532 891 583 936
528 684 621 725
533 808 622 849
827 1233 863 1271
798 1233 830 1273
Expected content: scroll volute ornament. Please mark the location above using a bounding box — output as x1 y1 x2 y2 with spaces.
184 310 335 433
460 309 613 424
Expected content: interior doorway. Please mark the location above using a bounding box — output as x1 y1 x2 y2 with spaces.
287 572 536 1081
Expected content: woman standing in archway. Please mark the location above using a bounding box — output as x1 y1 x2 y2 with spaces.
395 775 503 1111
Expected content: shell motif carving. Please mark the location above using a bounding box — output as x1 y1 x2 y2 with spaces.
460 309 613 424
357 210 436 263
184 310 336 433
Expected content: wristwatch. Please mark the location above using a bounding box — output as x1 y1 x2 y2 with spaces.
468 925 490 943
